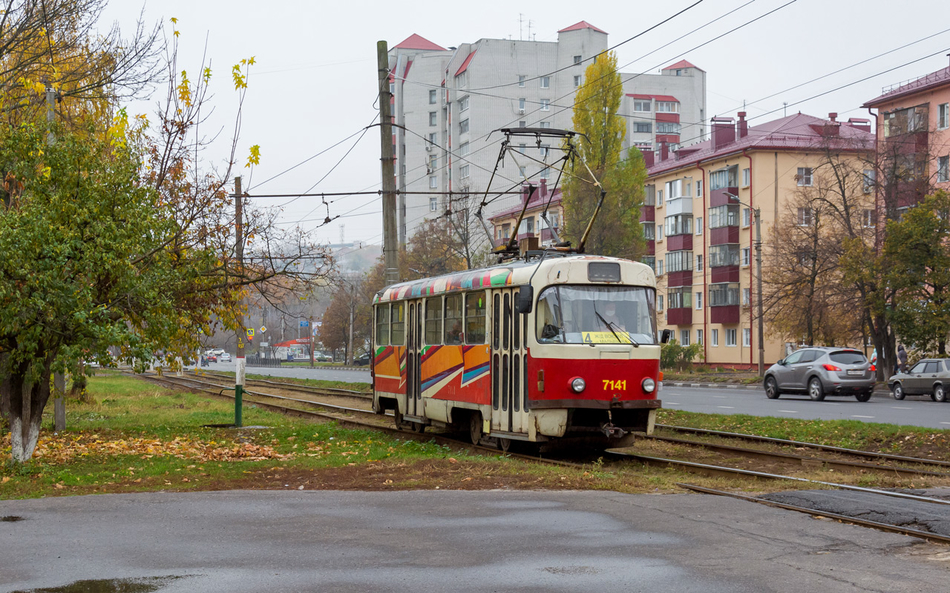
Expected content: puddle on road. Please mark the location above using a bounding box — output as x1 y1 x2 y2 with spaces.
10 576 186 593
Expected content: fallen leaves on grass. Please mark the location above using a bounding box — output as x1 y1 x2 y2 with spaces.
0 432 292 464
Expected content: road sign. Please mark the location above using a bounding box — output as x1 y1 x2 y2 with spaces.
246 328 255 338
260 326 267 333
260 342 269 347
299 320 309 328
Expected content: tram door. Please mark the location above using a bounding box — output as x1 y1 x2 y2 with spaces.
405 300 423 418
490 289 530 435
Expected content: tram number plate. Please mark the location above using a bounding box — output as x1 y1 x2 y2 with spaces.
603 379 627 391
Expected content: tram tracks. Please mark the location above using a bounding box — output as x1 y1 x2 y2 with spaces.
133 370 950 544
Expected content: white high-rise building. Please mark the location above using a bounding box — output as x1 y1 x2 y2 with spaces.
388 22 706 243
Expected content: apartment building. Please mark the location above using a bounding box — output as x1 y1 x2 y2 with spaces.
487 180 563 247
644 112 874 367
862 57 950 219
387 22 706 243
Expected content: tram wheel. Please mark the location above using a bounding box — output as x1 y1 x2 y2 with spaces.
498 437 512 453
393 407 409 431
412 421 426 434
469 413 483 445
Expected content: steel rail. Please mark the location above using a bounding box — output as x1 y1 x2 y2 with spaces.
678 483 950 546
656 424 950 468
645 434 950 479
606 449 950 507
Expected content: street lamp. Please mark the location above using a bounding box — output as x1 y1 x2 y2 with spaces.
727 193 765 377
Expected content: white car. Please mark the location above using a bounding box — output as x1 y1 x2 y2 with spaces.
218 353 232 362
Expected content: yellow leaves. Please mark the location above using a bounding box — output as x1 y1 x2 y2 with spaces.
203 67 212 83
171 17 180 38
232 57 255 90
177 70 192 107
245 145 261 169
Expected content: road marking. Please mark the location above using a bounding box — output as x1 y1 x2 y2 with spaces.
941 422 950 426
712 395 727 399
891 406 913 410
778 410 798 414
851 415 875 419
666 402 681 406
717 406 735 409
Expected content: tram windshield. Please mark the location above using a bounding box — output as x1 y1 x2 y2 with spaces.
536 285 657 345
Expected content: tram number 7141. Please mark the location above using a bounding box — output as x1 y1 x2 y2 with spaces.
603 379 627 391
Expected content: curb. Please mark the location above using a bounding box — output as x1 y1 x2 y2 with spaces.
661 381 892 398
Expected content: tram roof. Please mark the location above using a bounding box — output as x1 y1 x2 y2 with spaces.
373 254 654 303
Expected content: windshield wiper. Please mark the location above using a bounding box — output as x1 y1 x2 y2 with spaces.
594 311 640 347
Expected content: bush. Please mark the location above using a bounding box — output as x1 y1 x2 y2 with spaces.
660 339 703 371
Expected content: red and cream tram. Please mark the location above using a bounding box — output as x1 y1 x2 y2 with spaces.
371 254 665 449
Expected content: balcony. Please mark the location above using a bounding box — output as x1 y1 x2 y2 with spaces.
709 186 739 207
667 308 692 326
710 305 740 324
667 270 693 287
666 234 692 252
709 226 740 245
710 265 740 284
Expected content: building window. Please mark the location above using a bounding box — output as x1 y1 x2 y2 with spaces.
709 244 739 267
657 122 681 134
540 167 550 181
540 145 550 158
429 176 438 189
668 287 692 308
429 197 438 211
656 224 663 241
428 154 437 171
695 216 703 235
540 76 550 88
540 99 550 111
428 89 437 104
938 103 948 129
518 98 526 112
573 55 582 65
743 328 751 348
643 223 655 241
709 204 739 228
460 164 470 179
696 254 703 271
939 155 950 183
797 207 813 226
863 169 875 193
710 166 738 189
518 144 526 154
664 214 693 236
644 184 656 206
658 294 664 311
742 247 750 267
429 111 437 126
518 75 526 87
742 168 750 187
696 180 703 196
742 208 751 227
573 75 581 87
656 101 679 113
797 167 813 186
519 166 526 177
539 121 551 129
459 118 469 134
742 288 751 306
642 256 656 273
456 71 467 87
709 283 740 306
657 189 664 207
680 329 690 346
657 260 664 275
459 95 469 112
726 328 737 347
862 209 877 228
459 141 470 156
633 100 651 112
696 329 703 345
666 251 693 273
634 122 652 133
695 292 703 310
428 132 437 145
711 329 719 347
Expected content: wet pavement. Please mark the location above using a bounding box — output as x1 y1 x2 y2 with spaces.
2 490 949 592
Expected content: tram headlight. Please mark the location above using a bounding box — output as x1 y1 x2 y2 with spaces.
642 378 656 393
570 377 586 393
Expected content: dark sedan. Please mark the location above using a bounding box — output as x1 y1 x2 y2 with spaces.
888 358 950 402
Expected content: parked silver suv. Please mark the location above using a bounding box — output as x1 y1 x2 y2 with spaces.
764 347 875 402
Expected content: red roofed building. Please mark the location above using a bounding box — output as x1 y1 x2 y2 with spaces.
644 112 875 368
862 57 950 218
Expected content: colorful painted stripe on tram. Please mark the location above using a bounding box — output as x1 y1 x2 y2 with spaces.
374 267 514 303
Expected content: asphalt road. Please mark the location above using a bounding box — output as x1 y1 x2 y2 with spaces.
194 360 372 384
3 490 949 593
659 383 950 430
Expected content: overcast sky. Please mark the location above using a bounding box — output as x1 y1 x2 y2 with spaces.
103 0 950 247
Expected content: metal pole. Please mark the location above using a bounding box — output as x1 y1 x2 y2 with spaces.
234 176 244 427
755 208 765 377
377 41 399 285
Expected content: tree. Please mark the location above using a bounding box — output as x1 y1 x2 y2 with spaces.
884 190 950 355
560 51 647 258
403 218 467 278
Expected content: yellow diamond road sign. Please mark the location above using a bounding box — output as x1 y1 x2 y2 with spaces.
260 326 267 333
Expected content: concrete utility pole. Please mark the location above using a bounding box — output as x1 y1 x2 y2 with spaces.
754 208 765 377
234 176 245 427
377 40 400 286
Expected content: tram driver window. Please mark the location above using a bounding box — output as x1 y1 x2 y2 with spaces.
375 305 390 345
444 294 463 344
425 297 442 344
536 288 563 343
390 302 406 345
465 291 486 344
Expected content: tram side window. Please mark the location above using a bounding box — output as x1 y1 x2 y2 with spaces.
536 288 563 343
375 305 390 345
425 297 442 344
391 302 406 345
444 294 463 344
466 290 487 344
